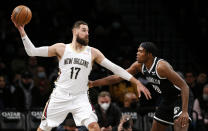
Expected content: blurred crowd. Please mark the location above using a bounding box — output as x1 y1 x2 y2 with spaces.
1 56 208 131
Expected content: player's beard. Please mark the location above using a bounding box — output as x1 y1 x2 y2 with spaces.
76 35 89 46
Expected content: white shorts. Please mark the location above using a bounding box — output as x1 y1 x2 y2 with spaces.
39 88 97 130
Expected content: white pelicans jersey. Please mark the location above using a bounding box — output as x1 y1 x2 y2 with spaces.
54 44 92 94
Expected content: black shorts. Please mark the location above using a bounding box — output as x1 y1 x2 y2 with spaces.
154 94 194 126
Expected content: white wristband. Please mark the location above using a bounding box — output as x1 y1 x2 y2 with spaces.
100 58 132 81
22 35 48 57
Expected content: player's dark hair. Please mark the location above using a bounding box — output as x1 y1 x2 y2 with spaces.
72 20 88 29
140 42 158 57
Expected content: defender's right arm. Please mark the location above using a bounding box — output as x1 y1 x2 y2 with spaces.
92 61 141 87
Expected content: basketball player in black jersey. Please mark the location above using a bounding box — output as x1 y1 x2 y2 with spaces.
90 42 194 131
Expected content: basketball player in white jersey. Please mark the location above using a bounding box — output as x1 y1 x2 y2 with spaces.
11 19 151 131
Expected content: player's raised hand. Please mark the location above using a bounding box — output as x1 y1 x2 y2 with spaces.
11 15 24 29
11 15 26 37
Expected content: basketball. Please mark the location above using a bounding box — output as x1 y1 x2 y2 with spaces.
11 5 32 25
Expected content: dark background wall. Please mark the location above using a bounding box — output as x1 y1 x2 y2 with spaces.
1 0 208 77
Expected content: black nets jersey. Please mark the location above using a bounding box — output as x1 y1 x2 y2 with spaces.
142 57 181 99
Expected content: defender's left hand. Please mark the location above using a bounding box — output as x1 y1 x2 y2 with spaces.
137 84 151 100
176 111 189 128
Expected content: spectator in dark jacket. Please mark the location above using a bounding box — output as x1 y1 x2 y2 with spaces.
94 91 122 131
13 70 42 111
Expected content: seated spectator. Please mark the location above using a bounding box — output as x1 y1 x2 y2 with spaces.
193 83 208 131
121 92 140 131
13 70 42 111
94 91 121 131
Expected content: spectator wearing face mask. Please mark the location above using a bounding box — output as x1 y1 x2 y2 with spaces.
94 91 122 131
193 83 208 130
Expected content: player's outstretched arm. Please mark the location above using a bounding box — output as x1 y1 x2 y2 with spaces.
92 61 140 87
92 48 151 99
91 75 122 87
11 17 64 58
